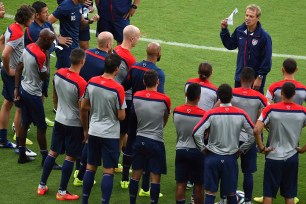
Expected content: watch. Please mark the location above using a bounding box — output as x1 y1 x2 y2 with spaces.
131 4 138 9
258 75 264 79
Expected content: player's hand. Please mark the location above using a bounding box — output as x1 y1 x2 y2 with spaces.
88 6 94 13
83 0 92 7
220 19 228 29
296 145 306 153
91 14 100 22
252 77 262 91
261 146 274 155
236 149 243 158
83 131 89 143
123 8 136 20
14 87 20 102
201 148 209 155
58 35 72 47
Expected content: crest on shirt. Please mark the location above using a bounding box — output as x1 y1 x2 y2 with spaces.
100 80 105 84
143 63 147 67
225 108 229 111
95 51 99 54
187 109 191 113
146 93 150 98
252 39 258 46
286 105 291 109
242 91 248 95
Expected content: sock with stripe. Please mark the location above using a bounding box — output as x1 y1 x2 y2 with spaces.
58 159 74 191
101 174 114 204
40 154 56 185
82 169 96 204
129 178 139 204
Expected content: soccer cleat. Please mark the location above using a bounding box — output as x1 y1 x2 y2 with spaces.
73 177 83 187
189 195 195 204
18 155 35 164
138 188 163 197
186 181 194 189
14 147 37 157
120 180 129 189
115 163 123 173
0 141 16 148
254 196 299 203
56 191 79 201
45 117 54 127
52 163 62 170
73 170 79 178
13 133 33 145
37 185 48 195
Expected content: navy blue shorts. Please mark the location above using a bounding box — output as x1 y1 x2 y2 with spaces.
87 135 120 168
175 148 204 184
263 153 298 199
96 16 129 44
124 108 137 156
50 121 83 158
132 136 167 175
79 27 90 41
1 68 20 107
204 152 238 194
240 142 257 173
120 99 132 134
55 47 73 69
20 87 46 129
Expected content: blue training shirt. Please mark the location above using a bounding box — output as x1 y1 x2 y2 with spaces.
122 60 165 95
53 0 82 49
79 48 108 82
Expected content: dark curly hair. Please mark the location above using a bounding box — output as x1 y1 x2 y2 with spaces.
14 5 35 25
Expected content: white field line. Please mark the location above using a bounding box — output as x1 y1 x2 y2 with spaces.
4 13 306 60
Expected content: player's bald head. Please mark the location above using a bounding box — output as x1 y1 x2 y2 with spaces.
97 31 114 48
39 28 55 40
123 25 140 40
146 42 161 56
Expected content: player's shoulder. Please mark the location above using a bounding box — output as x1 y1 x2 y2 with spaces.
174 104 205 116
7 23 23 41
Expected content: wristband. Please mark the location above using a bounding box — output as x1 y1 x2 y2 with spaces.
131 4 138 9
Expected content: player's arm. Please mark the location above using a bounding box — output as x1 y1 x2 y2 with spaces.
80 13 99 27
2 44 15 76
38 51 50 81
117 109 126 121
125 0 140 19
80 98 91 142
14 61 24 101
239 116 255 153
192 114 210 152
0 34 4 52
254 120 273 154
220 23 238 50
163 110 170 127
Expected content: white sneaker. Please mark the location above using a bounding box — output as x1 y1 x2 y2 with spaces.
14 147 37 157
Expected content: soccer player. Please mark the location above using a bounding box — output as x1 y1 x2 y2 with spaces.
185 62 217 111
129 70 171 204
220 4 272 94
24 1 56 129
79 31 114 82
0 5 35 149
48 0 99 111
254 82 306 204
193 84 255 204
113 24 140 177
14 28 56 164
266 58 306 104
174 83 205 204
37 48 87 201
81 53 126 204
73 31 114 186
95 0 140 44
254 58 303 204
230 67 268 204
121 42 165 194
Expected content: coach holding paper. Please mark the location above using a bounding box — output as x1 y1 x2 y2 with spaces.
220 4 272 94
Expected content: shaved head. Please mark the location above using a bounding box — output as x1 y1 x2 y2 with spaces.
147 42 161 57
123 25 140 39
37 28 55 50
97 31 114 49
39 28 55 39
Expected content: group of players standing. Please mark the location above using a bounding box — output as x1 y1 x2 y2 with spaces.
0 1 306 204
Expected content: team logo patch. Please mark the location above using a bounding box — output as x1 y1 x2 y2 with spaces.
187 109 191 113
286 105 291 109
252 39 258 46
225 108 229 111
143 63 147 67
100 80 105 84
221 160 224 163
146 93 150 97
242 91 248 95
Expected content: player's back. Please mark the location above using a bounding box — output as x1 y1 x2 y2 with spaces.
54 68 86 127
134 90 170 142
174 104 205 149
